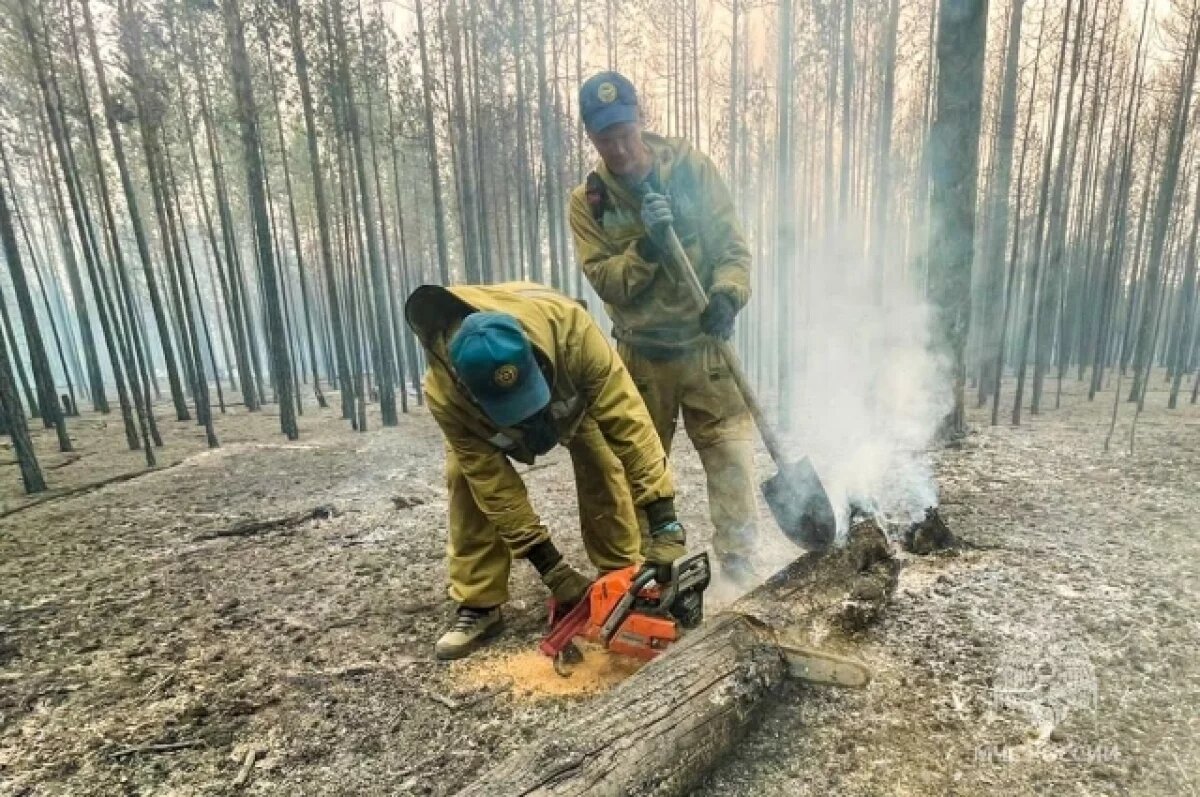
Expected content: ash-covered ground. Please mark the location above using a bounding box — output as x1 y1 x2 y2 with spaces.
1 374 1197 795
702 378 1200 796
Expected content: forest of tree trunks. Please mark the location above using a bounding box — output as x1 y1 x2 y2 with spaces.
0 0 1197 491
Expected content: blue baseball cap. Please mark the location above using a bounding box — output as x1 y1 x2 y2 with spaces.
449 312 550 427
579 71 639 134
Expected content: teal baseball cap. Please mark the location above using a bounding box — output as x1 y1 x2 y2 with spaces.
579 71 639 133
449 312 550 427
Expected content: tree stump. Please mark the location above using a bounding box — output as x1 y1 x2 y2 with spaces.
458 520 897 797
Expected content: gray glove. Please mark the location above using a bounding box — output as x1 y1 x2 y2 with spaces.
640 192 674 239
643 497 686 583
644 527 686 583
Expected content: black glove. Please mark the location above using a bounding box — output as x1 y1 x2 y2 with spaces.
541 560 592 605
700 292 739 340
528 540 592 606
643 498 686 583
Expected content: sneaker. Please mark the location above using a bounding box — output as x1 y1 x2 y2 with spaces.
434 606 503 661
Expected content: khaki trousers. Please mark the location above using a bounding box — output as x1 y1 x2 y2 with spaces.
618 340 759 559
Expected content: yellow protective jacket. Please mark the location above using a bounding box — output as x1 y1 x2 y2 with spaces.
568 133 752 352
406 282 673 558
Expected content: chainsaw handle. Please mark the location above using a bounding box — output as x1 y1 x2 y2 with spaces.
630 563 661 592
538 596 592 658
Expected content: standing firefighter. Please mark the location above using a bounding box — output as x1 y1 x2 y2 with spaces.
569 71 759 583
405 282 688 660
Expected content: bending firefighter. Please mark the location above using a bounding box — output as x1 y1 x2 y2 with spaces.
569 71 760 584
405 282 689 660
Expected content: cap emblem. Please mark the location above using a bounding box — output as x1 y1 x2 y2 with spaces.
493 364 519 388
597 81 618 103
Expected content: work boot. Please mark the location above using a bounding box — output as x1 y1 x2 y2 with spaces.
434 606 503 661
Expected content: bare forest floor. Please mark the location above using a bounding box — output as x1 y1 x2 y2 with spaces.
1 371 1198 796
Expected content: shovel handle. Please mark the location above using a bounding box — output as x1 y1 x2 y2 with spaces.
658 226 789 468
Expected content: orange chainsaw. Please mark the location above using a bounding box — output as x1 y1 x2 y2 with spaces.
539 551 711 671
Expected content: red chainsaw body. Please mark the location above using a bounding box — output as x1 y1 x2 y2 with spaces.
539 565 680 661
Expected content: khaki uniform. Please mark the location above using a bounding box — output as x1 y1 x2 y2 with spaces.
568 133 758 560
408 282 673 608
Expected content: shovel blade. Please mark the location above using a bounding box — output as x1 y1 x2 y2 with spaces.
761 457 836 550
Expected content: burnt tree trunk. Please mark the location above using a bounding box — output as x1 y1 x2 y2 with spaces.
80 0 190 423
459 522 896 797
0 135 71 452
414 0 451 285
1129 11 1200 400
0 318 44 493
221 0 298 439
285 0 351 417
928 0 989 434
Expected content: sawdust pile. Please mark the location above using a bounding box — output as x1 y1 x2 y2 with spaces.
455 643 645 699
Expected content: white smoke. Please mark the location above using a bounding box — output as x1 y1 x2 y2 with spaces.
779 239 953 540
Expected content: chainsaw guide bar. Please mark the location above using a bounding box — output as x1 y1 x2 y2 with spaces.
777 643 872 688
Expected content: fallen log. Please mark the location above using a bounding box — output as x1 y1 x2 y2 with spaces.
458 519 897 797
192 504 338 541
0 465 182 520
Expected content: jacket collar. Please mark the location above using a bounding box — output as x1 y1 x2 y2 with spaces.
593 132 684 210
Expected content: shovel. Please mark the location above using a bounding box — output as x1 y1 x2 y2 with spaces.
655 224 836 550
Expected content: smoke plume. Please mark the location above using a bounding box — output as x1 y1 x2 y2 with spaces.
778 241 953 543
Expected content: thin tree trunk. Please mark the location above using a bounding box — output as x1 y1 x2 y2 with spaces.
869 0 899 306
334 131 369 432
3 149 78 417
415 0 452 284
80 0 190 422
26 0 148 454
25 144 88 406
164 152 224 432
727 0 739 186
284 0 352 418
838 0 855 226
66 0 165 458
0 286 36 419
1128 11 1200 399
378 10 422 405
929 0 989 434
0 135 71 452
328 0 397 425
220 0 298 439
991 13 1046 425
1168 184 1200 408
978 0 1024 405
30 112 106 413
1032 0 1088 412
1012 0 1074 425
446 0 482 282
262 18 326 410
533 0 564 290
774 0 795 429
182 15 260 412
512 0 540 281
0 309 44 492
261 164 303 415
